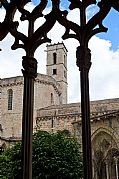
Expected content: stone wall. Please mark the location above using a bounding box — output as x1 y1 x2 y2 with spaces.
37 98 119 143
37 98 119 178
0 74 61 139
0 76 23 138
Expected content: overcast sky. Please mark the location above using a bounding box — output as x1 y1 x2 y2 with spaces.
0 1 119 103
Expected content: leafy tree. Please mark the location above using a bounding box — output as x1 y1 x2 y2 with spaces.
0 130 83 179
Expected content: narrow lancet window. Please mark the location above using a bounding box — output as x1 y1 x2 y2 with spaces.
51 93 54 104
51 118 54 129
53 53 57 64
8 89 13 110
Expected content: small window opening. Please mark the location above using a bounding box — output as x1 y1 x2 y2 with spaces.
53 69 57 75
0 124 3 132
64 55 67 66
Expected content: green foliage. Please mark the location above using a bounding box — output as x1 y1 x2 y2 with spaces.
0 143 22 179
0 130 83 179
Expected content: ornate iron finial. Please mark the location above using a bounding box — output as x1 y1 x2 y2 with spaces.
55 0 119 47
0 0 59 56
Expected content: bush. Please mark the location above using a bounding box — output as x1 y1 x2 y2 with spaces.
0 130 83 179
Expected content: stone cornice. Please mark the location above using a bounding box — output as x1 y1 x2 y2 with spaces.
36 112 81 123
0 76 23 87
46 42 68 53
91 110 119 121
1 81 23 87
37 110 119 125
0 74 62 95
72 110 119 125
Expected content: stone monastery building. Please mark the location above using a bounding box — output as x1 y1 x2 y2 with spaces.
0 42 119 178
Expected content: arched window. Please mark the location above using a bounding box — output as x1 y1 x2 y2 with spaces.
8 89 13 110
53 53 57 64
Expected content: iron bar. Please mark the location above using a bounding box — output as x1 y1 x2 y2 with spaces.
22 56 37 179
80 68 92 179
76 46 92 178
22 77 34 179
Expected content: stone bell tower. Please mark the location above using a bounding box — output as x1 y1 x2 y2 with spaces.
46 42 68 104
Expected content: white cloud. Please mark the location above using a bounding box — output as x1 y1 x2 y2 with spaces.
0 4 119 103
89 36 119 101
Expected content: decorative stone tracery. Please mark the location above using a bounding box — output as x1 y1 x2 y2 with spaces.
92 129 119 179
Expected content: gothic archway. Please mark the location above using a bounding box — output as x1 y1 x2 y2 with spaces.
92 128 119 179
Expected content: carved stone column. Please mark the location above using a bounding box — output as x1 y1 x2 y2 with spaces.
22 56 37 179
114 157 119 179
95 171 98 179
105 161 110 179
92 160 95 179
